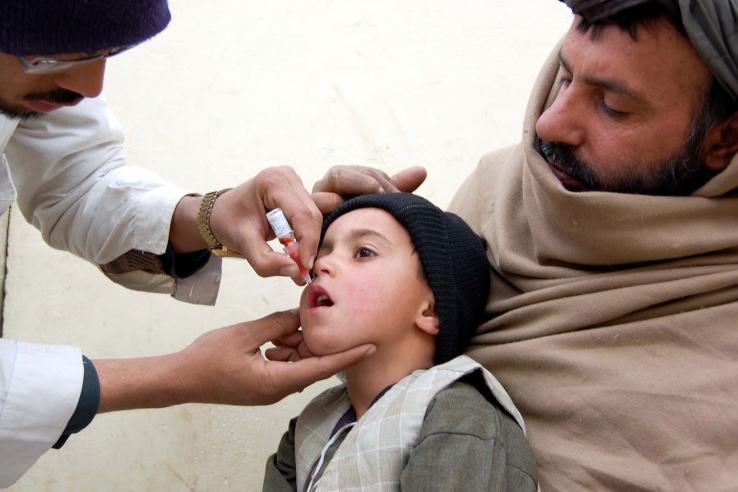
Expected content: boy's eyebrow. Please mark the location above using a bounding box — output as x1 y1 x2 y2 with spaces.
349 228 392 245
320 227 393 252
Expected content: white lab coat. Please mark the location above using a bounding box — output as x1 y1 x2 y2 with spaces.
0 96 221 487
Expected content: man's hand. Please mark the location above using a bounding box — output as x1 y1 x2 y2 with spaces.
170 166 323 282
312 165 427 213
94 310 375 411
169 165 427 282
209 167 324 280
265 329 314 362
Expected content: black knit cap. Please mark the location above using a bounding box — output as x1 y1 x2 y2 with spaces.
0 1 171 56
321 193 490 364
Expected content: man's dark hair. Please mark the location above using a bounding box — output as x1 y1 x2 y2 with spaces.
705 78 738 125
575 3 684 40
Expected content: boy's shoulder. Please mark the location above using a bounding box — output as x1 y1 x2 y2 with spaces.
423 372 516 440
419 372 538 488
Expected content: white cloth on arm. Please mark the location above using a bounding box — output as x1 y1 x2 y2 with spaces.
0 95 221 486
0 340 82 487
4 96 222 304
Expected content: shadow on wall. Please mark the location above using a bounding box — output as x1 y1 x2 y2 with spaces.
0 208 7 336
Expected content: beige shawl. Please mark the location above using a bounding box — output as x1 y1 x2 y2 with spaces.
450 46 738 491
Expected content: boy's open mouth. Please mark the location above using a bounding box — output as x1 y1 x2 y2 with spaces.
308 285 334 309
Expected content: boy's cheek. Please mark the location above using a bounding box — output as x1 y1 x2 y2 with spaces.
344 278 388 309
345 280 410 321
345 294 386 322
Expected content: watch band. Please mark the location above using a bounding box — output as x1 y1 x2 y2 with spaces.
197 189 242 257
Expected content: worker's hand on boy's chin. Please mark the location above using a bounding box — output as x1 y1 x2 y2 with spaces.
311 165 427 213
266 328 315 362
173 310 374 406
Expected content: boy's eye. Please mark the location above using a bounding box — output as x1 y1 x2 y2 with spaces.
356 247 376 258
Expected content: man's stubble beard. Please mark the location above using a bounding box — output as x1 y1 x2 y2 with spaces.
537 101 720 196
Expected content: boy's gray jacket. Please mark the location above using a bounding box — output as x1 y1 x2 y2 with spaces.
294 355 526 492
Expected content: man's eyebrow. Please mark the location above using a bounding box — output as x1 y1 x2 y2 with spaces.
558 51 651 108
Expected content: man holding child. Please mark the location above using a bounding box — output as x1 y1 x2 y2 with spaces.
307 1 738 490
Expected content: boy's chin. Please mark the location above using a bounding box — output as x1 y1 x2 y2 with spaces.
302 332 345 357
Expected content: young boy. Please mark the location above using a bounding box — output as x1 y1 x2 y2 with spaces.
263 193 537 491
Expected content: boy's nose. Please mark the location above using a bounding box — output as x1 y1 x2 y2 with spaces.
312 255 335 278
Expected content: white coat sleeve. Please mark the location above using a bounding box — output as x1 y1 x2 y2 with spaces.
0 339 82 487
4 96 221 305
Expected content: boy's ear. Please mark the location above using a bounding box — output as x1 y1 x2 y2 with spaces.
416 301 439 336
704 112 738 171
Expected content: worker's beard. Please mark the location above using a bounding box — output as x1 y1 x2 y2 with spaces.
0 99 40 120
0 89 83 120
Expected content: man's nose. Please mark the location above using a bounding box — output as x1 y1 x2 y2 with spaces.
535 82 585 147
54 59 106 98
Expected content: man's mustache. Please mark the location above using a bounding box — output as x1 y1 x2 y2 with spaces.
537 138 601 190
24 89 83 104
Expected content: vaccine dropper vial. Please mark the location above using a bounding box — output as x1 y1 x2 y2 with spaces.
266 208 312 284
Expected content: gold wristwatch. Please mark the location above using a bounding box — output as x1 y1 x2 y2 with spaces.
197 189 242 257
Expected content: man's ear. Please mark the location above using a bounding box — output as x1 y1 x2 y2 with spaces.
704 112 738 171
416 301 439 336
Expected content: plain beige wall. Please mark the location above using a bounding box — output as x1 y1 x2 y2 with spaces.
5 1 572 490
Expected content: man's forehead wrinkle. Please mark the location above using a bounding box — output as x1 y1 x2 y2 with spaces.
559 38 656 111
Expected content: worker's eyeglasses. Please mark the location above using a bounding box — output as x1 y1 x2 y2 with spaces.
18 44 136 75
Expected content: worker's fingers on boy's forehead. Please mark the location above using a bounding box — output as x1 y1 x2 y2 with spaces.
313 166 398 195
390 166 427 192
362 168 397 193
311 192 344 215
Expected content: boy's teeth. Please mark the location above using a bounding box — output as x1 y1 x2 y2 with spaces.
315 294 332 306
